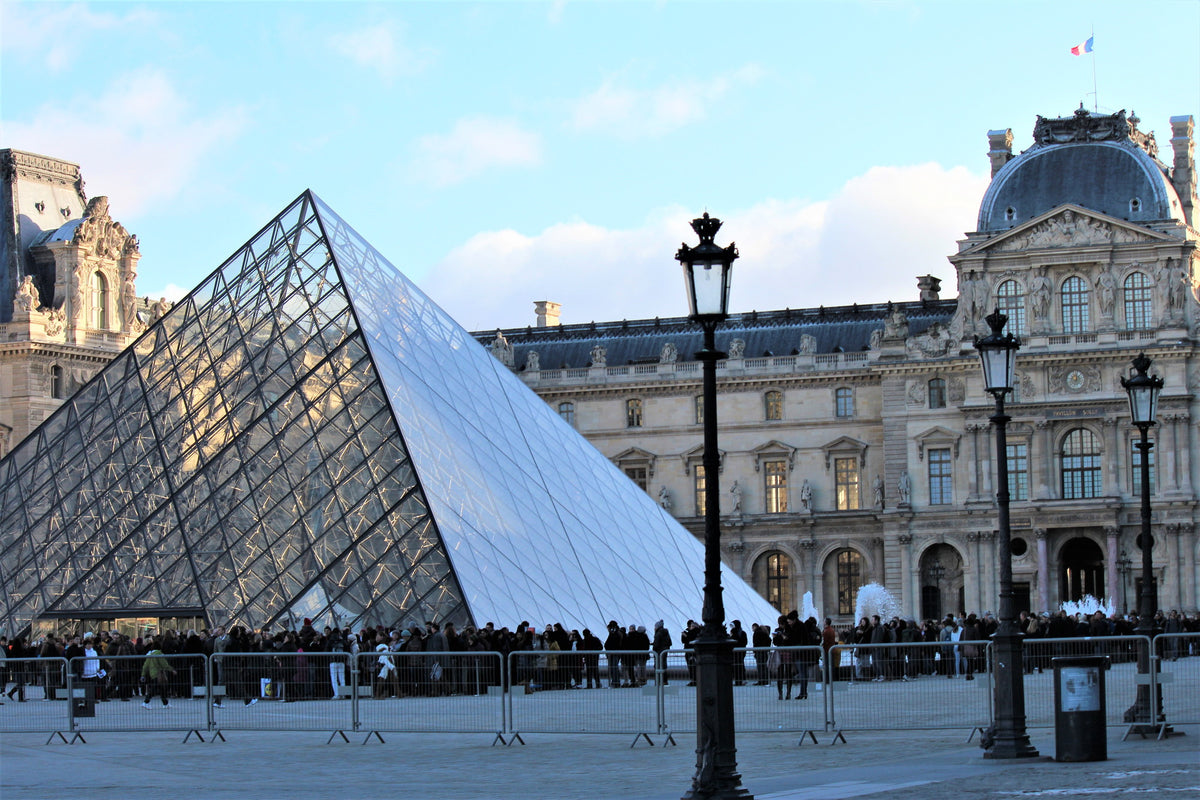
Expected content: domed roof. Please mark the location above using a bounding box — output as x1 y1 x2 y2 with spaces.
978 109 1184 232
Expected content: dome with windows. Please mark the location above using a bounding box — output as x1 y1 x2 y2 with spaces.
978 108 1185 232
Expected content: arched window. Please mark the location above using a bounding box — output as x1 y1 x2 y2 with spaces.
1061 428 1102 499
90 271 109 329
1061 276 1090 334
755 551 794 614
764 390 783 421
996 279 1026 335
1123 271 1153 330
50 365 64 399
835 550 864 616
557 401 575 427
835 387 854 418
625 398 643 428
928 378 947 409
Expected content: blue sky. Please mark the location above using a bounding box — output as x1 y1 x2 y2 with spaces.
3 1 1197 330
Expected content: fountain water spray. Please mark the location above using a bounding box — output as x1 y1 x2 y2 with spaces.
854 583 899 625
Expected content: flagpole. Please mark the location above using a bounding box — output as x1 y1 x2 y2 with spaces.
1090 26 1098 111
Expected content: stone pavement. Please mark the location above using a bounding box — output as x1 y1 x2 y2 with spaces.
1 722 1196 799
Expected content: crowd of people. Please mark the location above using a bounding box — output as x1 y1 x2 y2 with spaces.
0 607 1195 706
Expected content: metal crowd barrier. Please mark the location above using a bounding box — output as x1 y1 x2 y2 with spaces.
0 635 1192 743
505 650 658 741
826 641 992 735
0 657 68 734
357 651 503 736
1019 636 1150 729
1154 633 1200 726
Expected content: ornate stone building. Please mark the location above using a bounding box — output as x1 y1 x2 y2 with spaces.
475 109 1200 622
0 150 161 457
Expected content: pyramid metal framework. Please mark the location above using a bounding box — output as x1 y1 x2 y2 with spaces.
0 192 776 635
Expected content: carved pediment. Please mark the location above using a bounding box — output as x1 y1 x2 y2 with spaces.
914 426 961 460
70 196 139 260
751 440 797 472
613 447 657 477
820 435 868 469
964 205 1170 256
680 444 725 475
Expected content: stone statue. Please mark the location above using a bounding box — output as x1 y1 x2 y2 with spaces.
525 350 540 371
658 486 672 511
1096 272 1116 318
122 271 138 332
728 338 745 359
14 275 38 313
872 475 885 509
490 330 514 367
659 342 678 364
884 307 908 340
71 264 85 326
590 344 607 368
799 479 813 512
1163 258 1186 318
898 472 911 506
150 297 171 324
44 308 65 336
729 480 743 514
1030 269 1052 325
798 334 817 354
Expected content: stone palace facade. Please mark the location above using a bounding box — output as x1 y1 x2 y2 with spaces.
474 109 1200 622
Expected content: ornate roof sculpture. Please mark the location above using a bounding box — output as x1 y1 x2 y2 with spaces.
0 191 776 635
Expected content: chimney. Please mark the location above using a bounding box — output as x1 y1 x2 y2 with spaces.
534 300 561 327
1170 115 1196 229
987 129 1014 178
917 275 941 302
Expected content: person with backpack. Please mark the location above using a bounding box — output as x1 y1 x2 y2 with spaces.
141 637 176 709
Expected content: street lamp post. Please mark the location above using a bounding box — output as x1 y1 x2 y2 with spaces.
974 309 1038 760
1120 352 1171 735
677 213 750 800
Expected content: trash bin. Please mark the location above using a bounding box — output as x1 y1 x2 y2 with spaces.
1052 656 1107 762
72 683 96 718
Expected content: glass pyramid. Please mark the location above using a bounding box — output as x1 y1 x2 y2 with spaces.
0 192 776 635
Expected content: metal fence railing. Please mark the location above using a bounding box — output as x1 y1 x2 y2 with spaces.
0 635 1193 741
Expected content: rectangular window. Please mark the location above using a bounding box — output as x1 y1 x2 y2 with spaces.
927 448 953 505
835 388 854 418
1007 442 1029 501
626 398 643 428
558 402 575 427
694 465 706 516
694 395 704 425
764 460 788 513
624 466 648 492
928 379 946 409
1130 440 1156 494
835 457 860 511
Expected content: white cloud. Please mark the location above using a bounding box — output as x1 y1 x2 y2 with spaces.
419 163 990 332
141 283 190 303
570 65 764 139
328 21 427 81
411 116 542 187
2 3 157 72
0 69 247 217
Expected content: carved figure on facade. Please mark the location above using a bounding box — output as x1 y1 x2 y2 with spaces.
906 381 925 407
14 275 38 313
728 338 745 359
906 322 954 358
883 307 908 340
489 330 514 367
150 297 171 324
659 342 677 364
798 334 817 355
897 472 911 506
71 196 136 261
70 263 86 327
1159 258 1187 323
868 328 884 351
799 479 813 512
122 271 141 333
1096 271 1116 319
872 475 885 509
589 344 607 367
948 377 966 403
1018 371 1036 400
44 308 65 336
524 350 540 371
658 486 672 511
1029 269 1052 329
729 480 743 514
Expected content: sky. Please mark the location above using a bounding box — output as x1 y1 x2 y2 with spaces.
2 1 1198 332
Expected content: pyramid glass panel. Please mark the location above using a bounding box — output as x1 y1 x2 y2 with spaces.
0 191 775 637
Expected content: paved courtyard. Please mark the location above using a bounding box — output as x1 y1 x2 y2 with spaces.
2 713 1195 800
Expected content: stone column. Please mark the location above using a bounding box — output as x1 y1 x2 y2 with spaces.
1166 524 1182 611
966 531 982 615
1104 418 1121 497
966 424 982 500
1036 421 1054 500
898 533 914 618
798 538 816 613
980 530 997 615
1176 414 1193 495
1163 414 1182 493
1180 523 1197 612
1105 526 1120 608
1036 528 1051 613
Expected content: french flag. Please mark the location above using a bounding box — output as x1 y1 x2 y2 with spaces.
1071 36 1094 56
